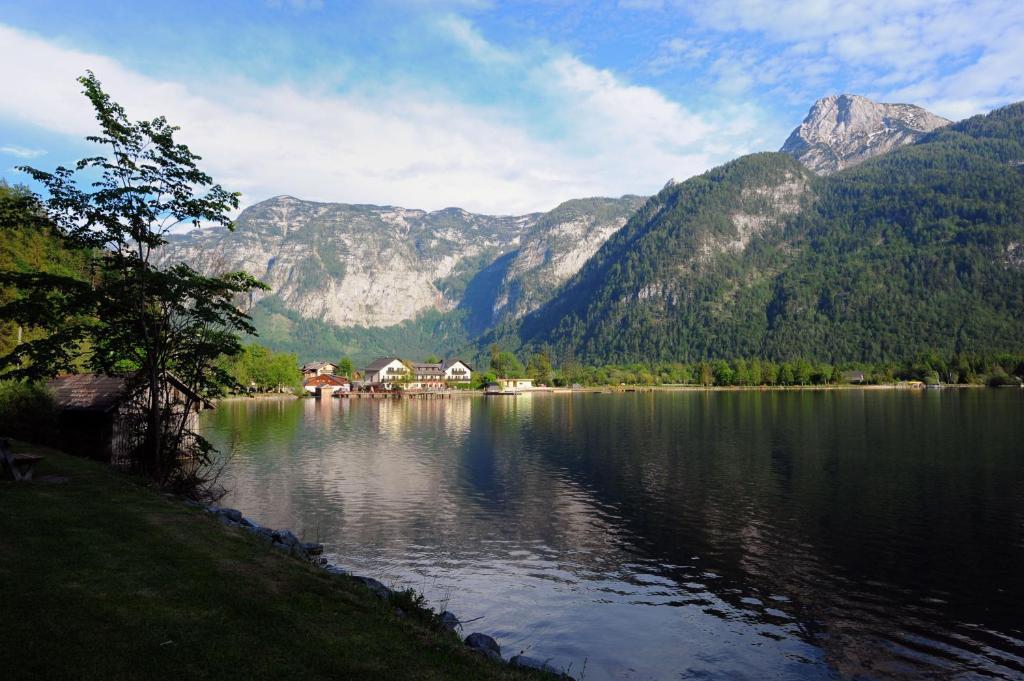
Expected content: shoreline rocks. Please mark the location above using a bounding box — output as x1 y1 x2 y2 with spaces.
194 501 574 679
465 632 501 661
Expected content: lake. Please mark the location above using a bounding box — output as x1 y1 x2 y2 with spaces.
202 389 1024 680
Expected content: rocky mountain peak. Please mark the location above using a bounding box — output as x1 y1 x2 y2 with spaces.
780 94 950 174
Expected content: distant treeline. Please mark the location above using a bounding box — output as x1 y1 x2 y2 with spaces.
487 347 1024 387
218 344 302 394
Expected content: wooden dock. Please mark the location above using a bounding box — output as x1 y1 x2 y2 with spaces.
345 391 453 399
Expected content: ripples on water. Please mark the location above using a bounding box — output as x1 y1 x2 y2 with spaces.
202 390 1024 680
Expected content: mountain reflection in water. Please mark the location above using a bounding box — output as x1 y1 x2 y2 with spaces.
203 390 1024 680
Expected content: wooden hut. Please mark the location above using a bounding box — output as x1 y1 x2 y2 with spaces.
47 372 207 465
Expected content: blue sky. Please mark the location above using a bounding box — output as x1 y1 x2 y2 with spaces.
1 0 1022 213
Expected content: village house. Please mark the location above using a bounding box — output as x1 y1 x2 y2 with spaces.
46 372 208 465
362 357 409 388
361 357 474 390
442 359 473 383
409 362 447 391
303 373 350 396
301 361 339 379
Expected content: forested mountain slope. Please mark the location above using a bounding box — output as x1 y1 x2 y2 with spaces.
0 184 92 359
496 102 1024 364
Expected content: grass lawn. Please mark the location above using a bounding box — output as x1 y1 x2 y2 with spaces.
0 442 548 680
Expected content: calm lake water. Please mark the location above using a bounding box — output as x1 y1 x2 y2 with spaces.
202 389 1024 680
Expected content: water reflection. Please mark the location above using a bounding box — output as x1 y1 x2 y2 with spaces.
203 390 1024 680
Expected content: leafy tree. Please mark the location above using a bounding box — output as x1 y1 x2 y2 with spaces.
337 356 355 378
424 353 440 364
221 344 300 393
794 359 813 386
526 351 554 385
732 359 752 386
472 370 497 389
489 344 524 378
712 360 733 386
0 72 265 487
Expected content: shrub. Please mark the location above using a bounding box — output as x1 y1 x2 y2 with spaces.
0 379 57 442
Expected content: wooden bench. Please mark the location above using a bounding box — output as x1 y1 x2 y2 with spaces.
0 438 44 482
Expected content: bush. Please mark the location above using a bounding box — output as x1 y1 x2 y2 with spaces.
987 372 1022 387
0 380 58 442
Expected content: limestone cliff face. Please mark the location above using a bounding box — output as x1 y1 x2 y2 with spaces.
159 194 643 331
490 196 646 324
780 94 950 174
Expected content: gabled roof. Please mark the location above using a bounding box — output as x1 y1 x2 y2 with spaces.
443 359 472 372
47 374 130 412
411 362 444 374
364 357 404 372
304 374 350 387
302 360 337 371
46 371 209 412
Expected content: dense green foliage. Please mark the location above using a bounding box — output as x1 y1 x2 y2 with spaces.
556 352 1023 387
493 103 1024 365
0 183 93 362
0 380 57 442
525 350 554 385
488 344 524 378
466 351 1024 387
219 343 301 393
337 357 355 377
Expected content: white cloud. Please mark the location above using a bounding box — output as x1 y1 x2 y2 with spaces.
0 145 46 159
0 22 755 214
648 37 711 74
437 15 517 64
651 0 1024 119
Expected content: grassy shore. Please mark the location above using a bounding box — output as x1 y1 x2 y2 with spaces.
0 443 547 681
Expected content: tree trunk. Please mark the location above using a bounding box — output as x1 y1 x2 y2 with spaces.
147 363 162 480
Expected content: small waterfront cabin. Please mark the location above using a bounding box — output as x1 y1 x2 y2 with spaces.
484 381 515 395
46 372 207 465
498 377 534 391
304 373 350 396
842 370 866 384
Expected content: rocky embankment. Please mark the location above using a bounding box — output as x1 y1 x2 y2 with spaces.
202 503 573 679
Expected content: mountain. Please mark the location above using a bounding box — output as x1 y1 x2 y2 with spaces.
496 102 1024 364
159 194 643 361
457 196 645 335
780 94 950 174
